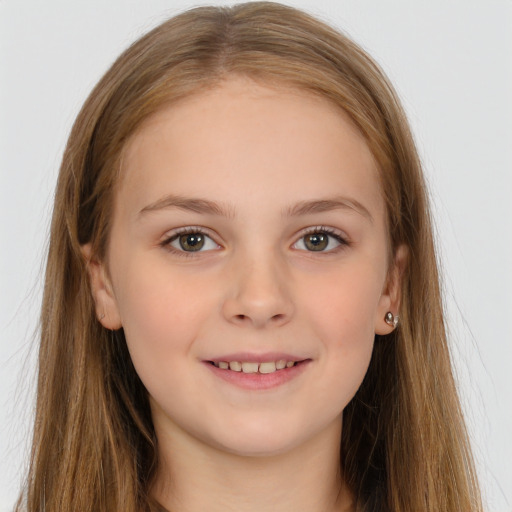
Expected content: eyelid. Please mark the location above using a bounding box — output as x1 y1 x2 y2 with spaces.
158 224 349 257
160 226 222 256
292 225 350 252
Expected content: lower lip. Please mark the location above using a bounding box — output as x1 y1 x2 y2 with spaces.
203 360 311 390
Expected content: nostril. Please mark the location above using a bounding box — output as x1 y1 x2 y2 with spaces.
232 312 288 325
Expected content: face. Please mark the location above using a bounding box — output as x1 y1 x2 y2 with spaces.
87 77 401 457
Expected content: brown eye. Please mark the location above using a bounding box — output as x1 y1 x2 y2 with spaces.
303 232 329 251
166 230 219 254
178 233 205 251
293 229 345 253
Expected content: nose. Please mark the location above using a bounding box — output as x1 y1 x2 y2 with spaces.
221 251 294 329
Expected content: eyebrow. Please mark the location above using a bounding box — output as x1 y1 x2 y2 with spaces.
139 194 235 218
139 194 372 222
282 197 373 222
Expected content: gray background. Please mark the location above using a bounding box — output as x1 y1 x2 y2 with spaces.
1 1 511 510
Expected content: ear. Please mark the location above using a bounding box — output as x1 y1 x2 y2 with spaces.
375 244 408 335
81 244 122 330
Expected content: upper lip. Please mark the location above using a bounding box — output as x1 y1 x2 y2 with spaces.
205 352 309 363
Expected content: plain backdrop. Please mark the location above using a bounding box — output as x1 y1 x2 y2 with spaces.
1 1 511 511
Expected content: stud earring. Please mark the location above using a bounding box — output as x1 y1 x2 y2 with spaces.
385 311 399 329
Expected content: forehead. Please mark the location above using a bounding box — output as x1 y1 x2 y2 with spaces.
118 77 384 221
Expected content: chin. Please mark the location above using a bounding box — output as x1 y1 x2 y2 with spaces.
206 419 314 458
217 438 298 458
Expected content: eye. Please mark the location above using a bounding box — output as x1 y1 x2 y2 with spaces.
293 228 347 252
164 229 220 253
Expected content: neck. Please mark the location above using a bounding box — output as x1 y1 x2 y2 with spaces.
151 417 353 512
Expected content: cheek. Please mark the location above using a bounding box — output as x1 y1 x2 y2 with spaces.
299 265 383 401
111 257 215 379
303 263 384 340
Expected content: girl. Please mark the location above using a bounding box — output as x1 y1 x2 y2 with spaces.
16 2 483 511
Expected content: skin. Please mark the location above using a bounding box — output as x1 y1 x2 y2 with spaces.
86 77 403 512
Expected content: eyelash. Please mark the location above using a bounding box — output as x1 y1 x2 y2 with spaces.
296 226 349 253
160 225 349 258
160 226 219 259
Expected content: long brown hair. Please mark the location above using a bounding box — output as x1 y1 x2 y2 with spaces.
18 3 482 511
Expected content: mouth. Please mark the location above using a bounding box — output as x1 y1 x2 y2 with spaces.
203 353 311 390
207 359 301 374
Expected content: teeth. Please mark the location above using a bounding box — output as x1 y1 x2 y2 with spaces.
259 361 276 374
213 360 298 373
242 362 259 373
229 361 242 372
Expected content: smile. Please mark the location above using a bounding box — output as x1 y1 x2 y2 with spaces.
210 360 297 374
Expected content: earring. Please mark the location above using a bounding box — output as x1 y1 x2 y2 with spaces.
385 311 399 329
